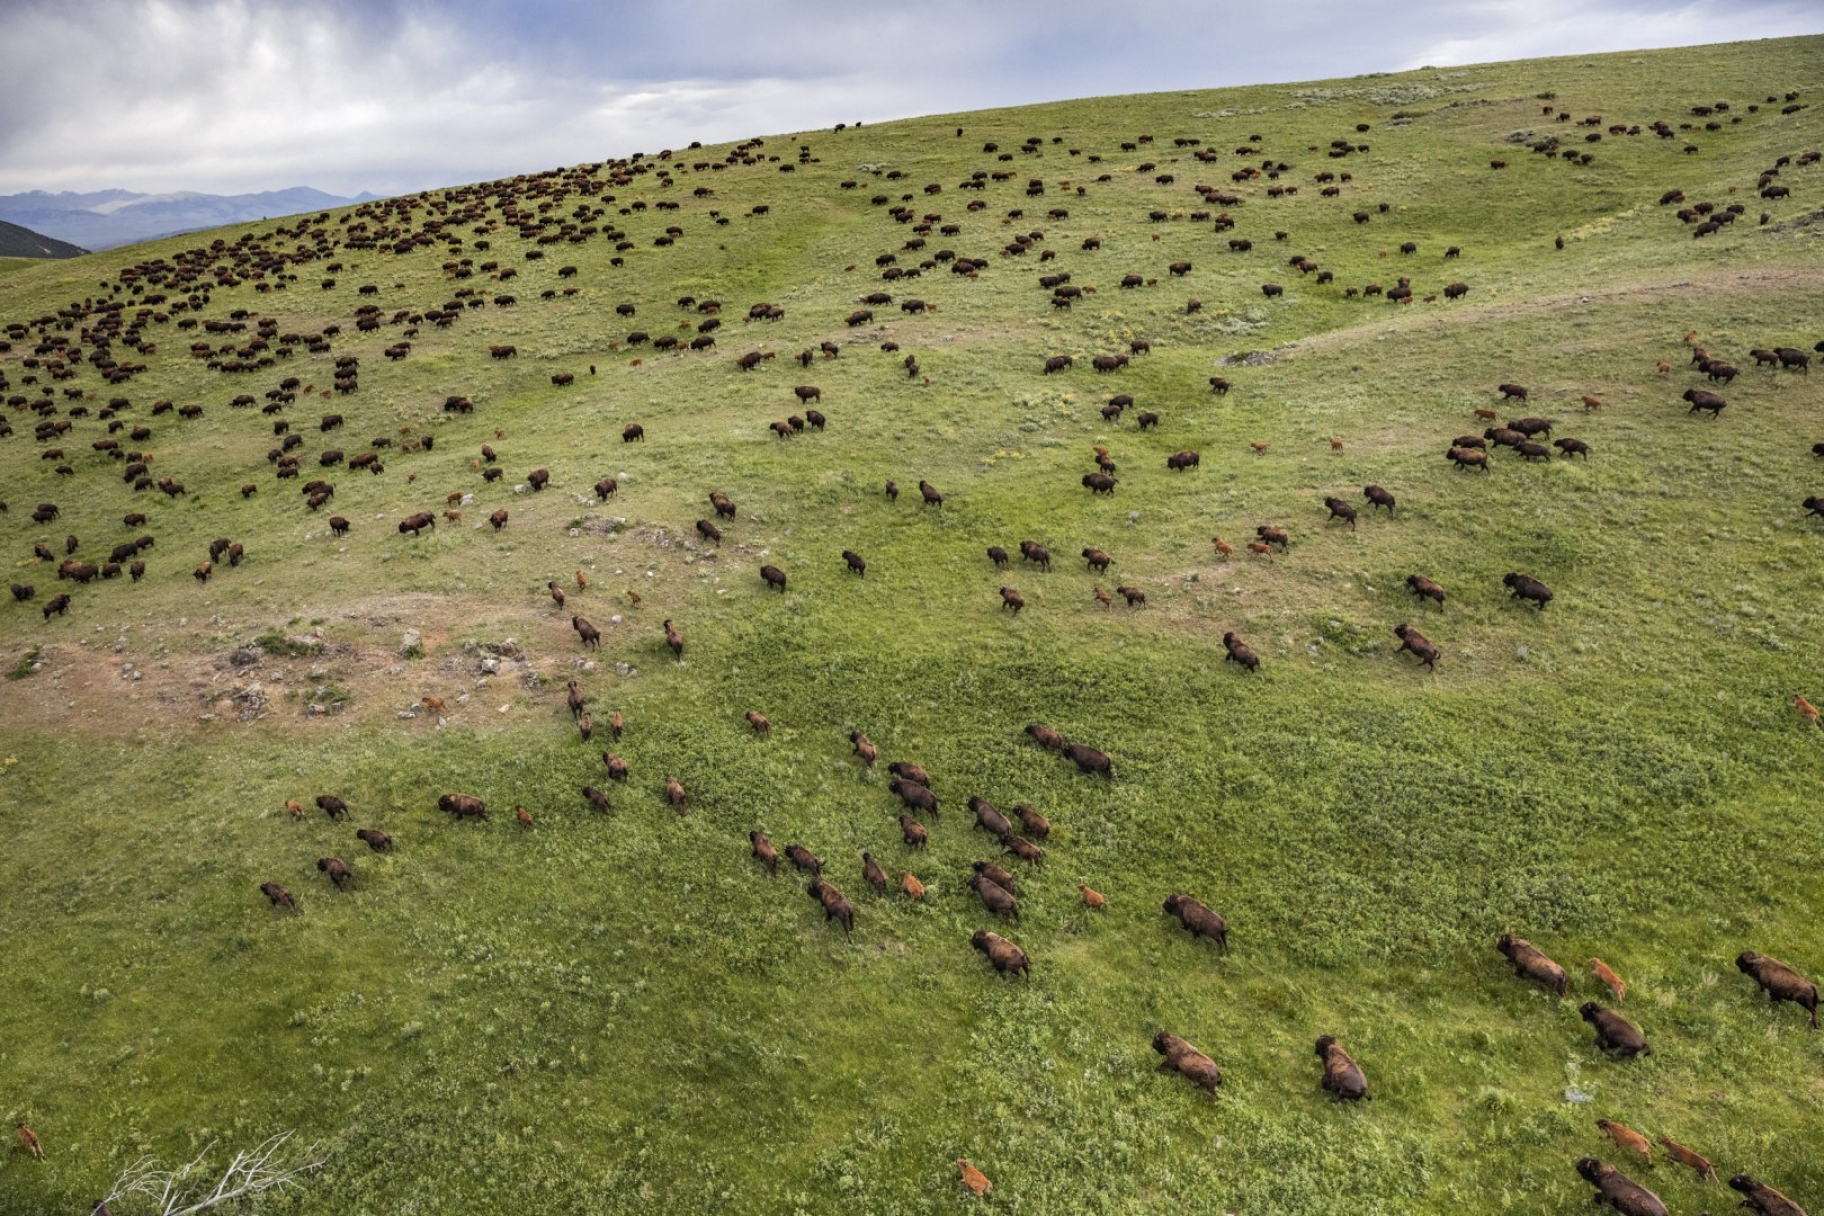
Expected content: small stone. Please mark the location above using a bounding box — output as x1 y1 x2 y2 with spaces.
400 629 422 655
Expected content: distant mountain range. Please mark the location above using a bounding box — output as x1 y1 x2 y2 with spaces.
0 187 379 251
0 220 85 259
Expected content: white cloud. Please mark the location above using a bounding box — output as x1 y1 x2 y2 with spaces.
0 0 1815 197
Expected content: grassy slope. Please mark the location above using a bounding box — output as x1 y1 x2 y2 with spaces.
3 36 1823 1214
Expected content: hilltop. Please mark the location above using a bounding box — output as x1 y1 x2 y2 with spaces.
0 186 378 251
0 220 84 260
1 36 1822 1215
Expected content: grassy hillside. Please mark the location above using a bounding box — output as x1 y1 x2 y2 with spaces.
3 35 1823 1215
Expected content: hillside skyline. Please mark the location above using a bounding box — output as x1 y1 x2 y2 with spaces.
1 0 1818 198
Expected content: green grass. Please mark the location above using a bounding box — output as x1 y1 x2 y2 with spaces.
3 35 1824 1214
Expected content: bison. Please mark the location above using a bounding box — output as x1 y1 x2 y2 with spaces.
1496 934 1566 996
572 615 601 648
1223 631 1258 672
1163 894 1228 953
971 930 1030 978
1684 387 1726 416
1735 951 1819 1028
1580 1002 1650 1058
1315 1035 1368 1101
1394 623 1438 669
1575 1159 1667 1216
1503 572 1553 609
438 792 488 819
1406 574 1445 608
1153 1031 1221 1097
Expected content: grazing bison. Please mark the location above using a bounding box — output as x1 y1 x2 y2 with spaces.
665 775 688 811
10 584 34 602
1043 355 1073 374
807 877 855 935
1503 572 1553 609
1496 934 1567 996
260 882 299 912
1575 1160 1667 1216
572 615 601 648
527 468 550 491
1261 283 1284 299
1580 1002 1650 1058
595 477 619 500
1394 623 1438 669
749 830 779 876
1153 1031 1221 1097
1315 1036 1368 1101
1025 723 1065 752
439 792 488 819
1166 450 1200 471
42 594 71 620
1735 951 1819 1028
1223 631 1258 672
842 549 866 576
1406 574 1445 608
1683 387 1726 416
968 872 1020 920
710 492 736 520
1062 741 1111 777
398 512 436 536
760 564 787 592
1448 445 1490 471
355 828 393 852
1729 1174 1808 1216
1163 894 1228 953
316 857 353 889
622 423 645 443
696 519 722 546
972 929 1031 978
489 509 508 530
999 587 1024 613
900 814 928 848
1082 473 1117 494
582 786 613 813
919 480 943 507
969 796 1012 841
1014 804 1051 840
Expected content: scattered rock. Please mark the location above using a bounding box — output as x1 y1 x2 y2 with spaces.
400 629 422 656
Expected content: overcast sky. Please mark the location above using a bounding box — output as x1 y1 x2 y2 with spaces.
1 0 1817 198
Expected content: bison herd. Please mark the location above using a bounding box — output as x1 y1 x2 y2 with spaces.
1 71 1819 1208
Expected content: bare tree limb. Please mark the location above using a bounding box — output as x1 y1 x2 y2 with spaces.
98 1131 324 1215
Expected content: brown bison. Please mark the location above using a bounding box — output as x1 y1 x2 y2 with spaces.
572 615 601 648
969 796 1012 840
1406 574 1445 608
1729 1174 1808 1216
968 872 1019 920
260 881 299 912
807 877 855 935
1315 1035 1369 1101
1496 934 1566 995
1363 485 1395 514
489 509 509 530
1735 951 1819 1028
316 857 353 889
749 830 779 876
398 512 436 536
1683 387 1726 416
919 480 943 507
438 792 488 819
1164 893 1228 953
355 828 393 852
1223 632 1258 672
1063 742 1112 777
760 564 787 592
1323 496 1357 529
1394 623 1438 669
972 930 1031 978
1575 1159 1667 1216
1580 1002 1649 1058
1153 1031 1221 1097
622 423 645 443
1503 572 1553 609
